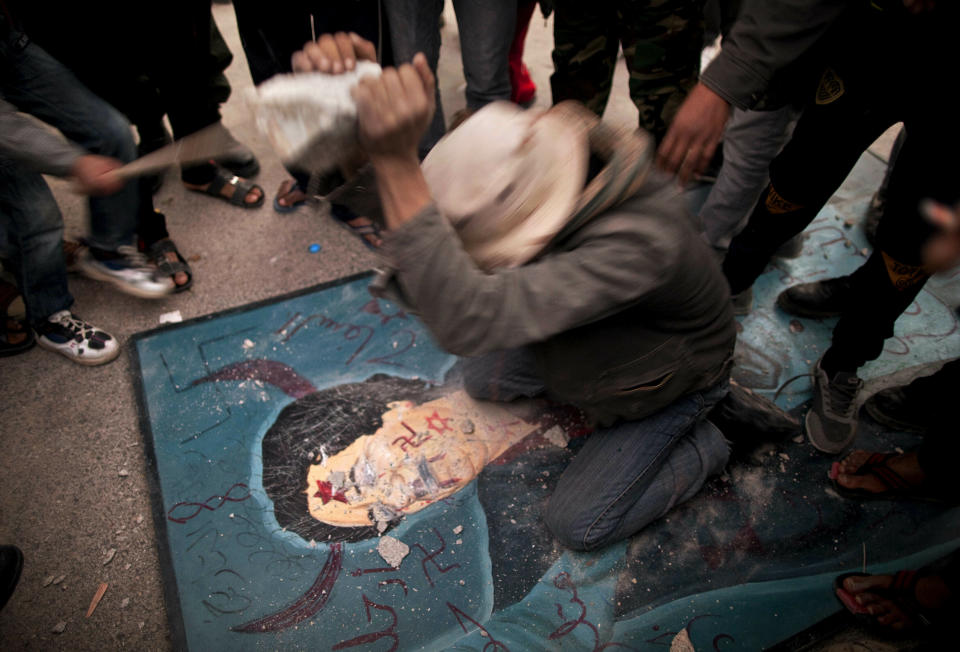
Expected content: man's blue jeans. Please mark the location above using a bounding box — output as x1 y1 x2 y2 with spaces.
460 348 730 551
0 35 138 325
0 158 73 325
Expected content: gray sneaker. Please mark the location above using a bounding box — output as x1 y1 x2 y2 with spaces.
79 245 174 299
805 358 863 454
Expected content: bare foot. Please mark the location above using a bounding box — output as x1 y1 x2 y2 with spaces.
832 450 925 494
839 573 950 630
275 179 308 209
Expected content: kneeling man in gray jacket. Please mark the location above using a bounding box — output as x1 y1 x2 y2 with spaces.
293 33 790 551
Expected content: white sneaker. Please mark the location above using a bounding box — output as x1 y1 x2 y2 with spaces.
78 245 174 299
36 310 120 366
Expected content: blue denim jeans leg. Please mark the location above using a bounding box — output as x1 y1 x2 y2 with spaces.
381 0 447 157
544 381 729 550
0 39 138 251
460 348 731 551
0 158 73 326
452 0 516 110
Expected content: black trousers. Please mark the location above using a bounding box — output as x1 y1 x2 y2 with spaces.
722 6 960 373
889 359 960 500
231 0 382 194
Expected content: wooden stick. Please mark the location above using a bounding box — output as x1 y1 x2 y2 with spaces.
114 123 240 180
85 583 108 618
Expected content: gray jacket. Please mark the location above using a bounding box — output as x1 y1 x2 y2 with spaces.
701 0 848 110
380 176 737 426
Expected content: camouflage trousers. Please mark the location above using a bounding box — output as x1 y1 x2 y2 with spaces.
551 0 704 143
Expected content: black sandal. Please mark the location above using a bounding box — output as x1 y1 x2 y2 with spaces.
330 203 382 250
0 279 36 357
148 239 193 293
186 166 264 209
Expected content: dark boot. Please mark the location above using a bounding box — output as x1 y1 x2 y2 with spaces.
863 386 929 434
776 274 856 318
708 383 800 447
0 545 23 611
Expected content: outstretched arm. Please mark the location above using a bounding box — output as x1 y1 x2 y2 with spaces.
657 0 849 184
292 32 435 230
0 97 123 195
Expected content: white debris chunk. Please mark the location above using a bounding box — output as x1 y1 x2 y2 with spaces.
378 536 410 568
51 621 67 634
453 525 463 535
251 63 383 173
158 310 183 324
242 339 256 350
542 425 569 449
669 628 695 652
328 471 346 492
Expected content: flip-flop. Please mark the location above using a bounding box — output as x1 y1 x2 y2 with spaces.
330 203 382 250
185 166 264 209
147 238 193 293
834 571 936 635
828 452 944 503
0 279 36 357
273 178 310 214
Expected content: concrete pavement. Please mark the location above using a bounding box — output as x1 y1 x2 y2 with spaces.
0 4 899 649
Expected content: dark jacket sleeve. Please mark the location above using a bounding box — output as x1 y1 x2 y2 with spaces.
381 202 678 357
700 0 848 110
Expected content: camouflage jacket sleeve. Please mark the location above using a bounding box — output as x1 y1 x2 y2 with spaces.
0 96 84 176
700 0 848 110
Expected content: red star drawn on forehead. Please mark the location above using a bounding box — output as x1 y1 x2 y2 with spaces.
314 480 348 505
424 410 453 435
